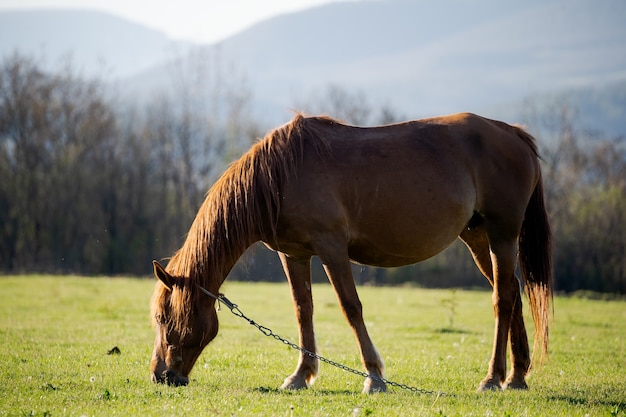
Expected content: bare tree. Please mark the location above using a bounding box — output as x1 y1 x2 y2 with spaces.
522 99 626 293
294 83 404 125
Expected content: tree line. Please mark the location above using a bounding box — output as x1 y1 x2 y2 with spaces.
1 54 624 293
0 53 254 274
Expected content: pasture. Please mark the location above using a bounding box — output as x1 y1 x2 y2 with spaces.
1 276 624 416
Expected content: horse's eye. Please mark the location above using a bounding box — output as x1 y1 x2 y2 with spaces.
164 327 181 346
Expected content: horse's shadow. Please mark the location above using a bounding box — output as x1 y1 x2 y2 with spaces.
434 327 473 334
253 386 357 396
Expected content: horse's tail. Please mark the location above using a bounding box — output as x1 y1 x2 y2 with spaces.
518 167 553 365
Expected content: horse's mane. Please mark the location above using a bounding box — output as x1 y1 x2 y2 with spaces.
151 114 331 330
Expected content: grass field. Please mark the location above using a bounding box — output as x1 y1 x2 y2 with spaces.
1 276 625 416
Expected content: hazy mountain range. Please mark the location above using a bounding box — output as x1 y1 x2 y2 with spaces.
1 0 625 134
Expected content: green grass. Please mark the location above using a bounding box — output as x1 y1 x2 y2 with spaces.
1 276 625 416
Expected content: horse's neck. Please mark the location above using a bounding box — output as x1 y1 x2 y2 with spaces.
211 239 253 291
184 162 268 292
184 217 258 294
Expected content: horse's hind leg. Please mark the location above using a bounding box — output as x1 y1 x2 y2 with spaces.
315 243 386 394
460 226 530 390
279 253 319 390
503 282 530 390
483 232 518 391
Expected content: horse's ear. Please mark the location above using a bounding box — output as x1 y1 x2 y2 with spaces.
153 260 173 291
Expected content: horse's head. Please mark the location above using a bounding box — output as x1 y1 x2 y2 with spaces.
150 261 219 386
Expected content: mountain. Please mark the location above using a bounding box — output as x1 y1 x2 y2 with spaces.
208 0 626 126
1 1 625 134
0 10 192 79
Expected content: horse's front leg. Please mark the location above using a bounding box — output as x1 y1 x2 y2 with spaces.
278 253 319 390
315 244 386 394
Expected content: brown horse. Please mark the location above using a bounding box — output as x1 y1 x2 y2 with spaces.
150 112 552 393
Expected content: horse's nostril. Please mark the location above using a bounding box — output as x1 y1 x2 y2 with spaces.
163 370 189 386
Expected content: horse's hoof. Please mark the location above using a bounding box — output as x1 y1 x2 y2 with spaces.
280 376 309 391
477 379 502 392
362 377 387 394
503 379 529 390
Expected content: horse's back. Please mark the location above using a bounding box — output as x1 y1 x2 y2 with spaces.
302 112 537 214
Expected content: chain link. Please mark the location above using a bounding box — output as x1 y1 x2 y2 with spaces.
199 286 449 396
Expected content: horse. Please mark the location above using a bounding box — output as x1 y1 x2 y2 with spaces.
150 112 552 393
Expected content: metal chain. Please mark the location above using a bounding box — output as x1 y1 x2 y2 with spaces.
198 285 449 396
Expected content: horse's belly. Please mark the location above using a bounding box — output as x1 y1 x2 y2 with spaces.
346 220 463 268
348 243 434 267
343 184 474 267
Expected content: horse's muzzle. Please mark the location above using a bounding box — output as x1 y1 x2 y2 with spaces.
151 369 189 386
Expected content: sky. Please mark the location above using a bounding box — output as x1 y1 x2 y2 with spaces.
0 0 346 44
